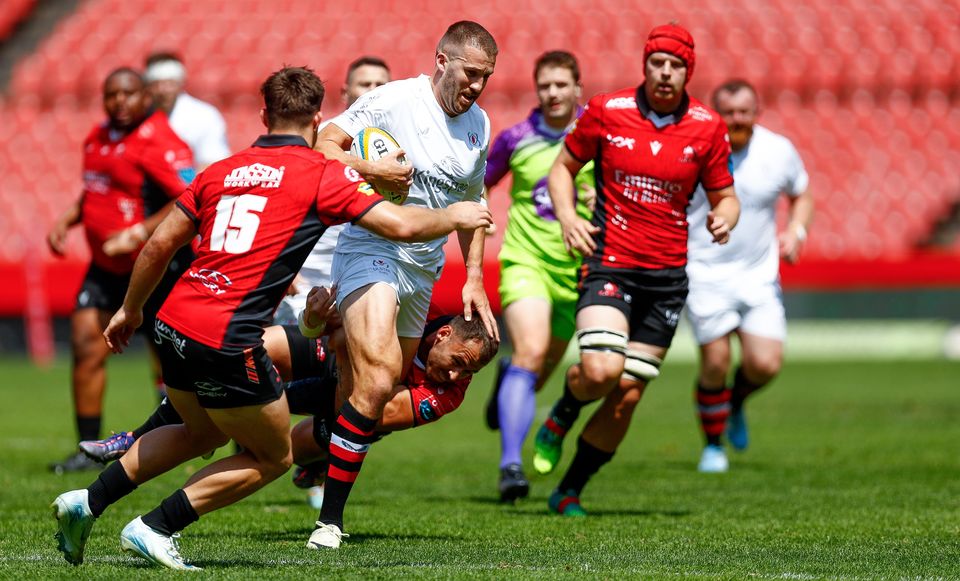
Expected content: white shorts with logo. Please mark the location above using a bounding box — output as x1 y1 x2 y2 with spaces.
684 275 787 345
331 251 437 338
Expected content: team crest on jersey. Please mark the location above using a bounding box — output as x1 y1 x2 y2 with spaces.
605 97 636 109
371 258 391 273
224 163 285 188
680 145 696 163
468 131 480 147
189 268 233 295
599 282 622 299
687 106 714 122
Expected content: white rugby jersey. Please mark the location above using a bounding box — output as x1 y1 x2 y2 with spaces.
330 75 489 275
687 125 808 283
169 92 231 168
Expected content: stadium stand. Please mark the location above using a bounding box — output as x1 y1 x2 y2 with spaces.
0 0 36 41
1 0 959 318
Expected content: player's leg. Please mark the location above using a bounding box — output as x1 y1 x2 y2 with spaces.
494 296 552 501
727 284 787 450
534 304 628 475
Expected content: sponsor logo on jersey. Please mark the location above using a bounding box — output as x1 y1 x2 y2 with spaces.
189 268 233 295
614 170 682 205
687 106 714 122
154 319 187 359
650 141 663 156
598 282 622 299
413 156 469 195
357 181 375 196
606 134 635 150
605 96 637 110
83 171 111 194
664 308 680 327
223 163 285 188
418 399 437 422
343 166 363 182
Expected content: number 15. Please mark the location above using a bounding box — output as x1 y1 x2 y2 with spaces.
210 194 267 254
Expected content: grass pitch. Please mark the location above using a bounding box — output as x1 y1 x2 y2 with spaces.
0 352 957 579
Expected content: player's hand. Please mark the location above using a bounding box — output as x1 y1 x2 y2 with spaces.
47 222 70 257
103 307 143 354
446 201 493 231
559 215 599 257
707 211 731 245
102 223 148 256
365 150 413 194
462 277 499 341
779 227 805 264
304 285 340 331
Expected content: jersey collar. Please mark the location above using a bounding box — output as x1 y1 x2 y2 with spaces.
634 86 689 129
252 134 310 148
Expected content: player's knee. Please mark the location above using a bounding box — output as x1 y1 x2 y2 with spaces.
743 355 781 384
621 349 661 384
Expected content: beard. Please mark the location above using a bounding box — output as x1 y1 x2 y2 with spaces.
728 125 753 151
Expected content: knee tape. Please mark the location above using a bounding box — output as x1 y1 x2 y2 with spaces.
576 327 628 356
621 350 662 383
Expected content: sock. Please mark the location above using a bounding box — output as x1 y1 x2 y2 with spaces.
730 367 764 412
319 401 378 530
76 415 101 442
696 383 731 447
497 365 538 468
556 437 614 496
142 489 199 536
545 375 592 437
86 460 137 517
132 397 183 440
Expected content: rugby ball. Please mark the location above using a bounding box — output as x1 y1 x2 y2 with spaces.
349 127 408 205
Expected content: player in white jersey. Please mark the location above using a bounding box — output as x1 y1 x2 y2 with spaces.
275 57 392 326
309 21 499 549
685 79 815 472
144 52 230 170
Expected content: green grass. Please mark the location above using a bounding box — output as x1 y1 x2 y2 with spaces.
0 353 958 579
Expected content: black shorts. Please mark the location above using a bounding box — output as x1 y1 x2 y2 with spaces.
75 264 130 312
152 318 283 409
577 261 688 348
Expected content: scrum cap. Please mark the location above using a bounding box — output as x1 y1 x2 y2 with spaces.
643 23 696 81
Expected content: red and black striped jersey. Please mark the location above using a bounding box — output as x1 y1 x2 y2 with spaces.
565 87 733 269
158 134 382 350
80 111 194 274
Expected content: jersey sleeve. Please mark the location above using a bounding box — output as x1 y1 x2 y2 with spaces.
409 380 469 426
700 121 735 191
783 140 809 197
315 161 384 224
484 129 513 188
140 131 196 198
564 95 604 163
174 180 202 225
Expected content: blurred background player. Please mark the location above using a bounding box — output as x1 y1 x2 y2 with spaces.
275 56 391 326
310 21 499 549
46 67 195 473
143 52 230 170
482 50 594 502
533 24 740 516
686 78 815 473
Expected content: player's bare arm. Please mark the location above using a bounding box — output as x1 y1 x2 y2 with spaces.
103 206 197 353
47 198 82 256
548 147 599 256
357 200 492 242
458 226 498 339
101 197 181 257
316 123 412 193
779 188 814 264
705 185 740 245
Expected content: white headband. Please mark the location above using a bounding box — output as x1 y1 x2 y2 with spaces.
144 60 186 83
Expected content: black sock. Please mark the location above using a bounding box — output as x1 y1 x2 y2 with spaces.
86 460 137 517
77 415 101 442
551 377 591 429
142 489 199 536
132 397 183 440
730 367 764 412
319 401 378 530
557 437 615 496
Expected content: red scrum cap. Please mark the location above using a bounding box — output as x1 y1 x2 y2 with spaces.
643 23 696 81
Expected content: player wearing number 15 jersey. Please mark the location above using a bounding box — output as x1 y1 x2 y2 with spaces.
51 67 492 571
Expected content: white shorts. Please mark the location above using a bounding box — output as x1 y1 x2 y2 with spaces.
684 276 787 345
331 252 436 338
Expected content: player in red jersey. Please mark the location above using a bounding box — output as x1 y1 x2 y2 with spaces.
532 24 741 516
50 66 492 570
46 67 195 473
